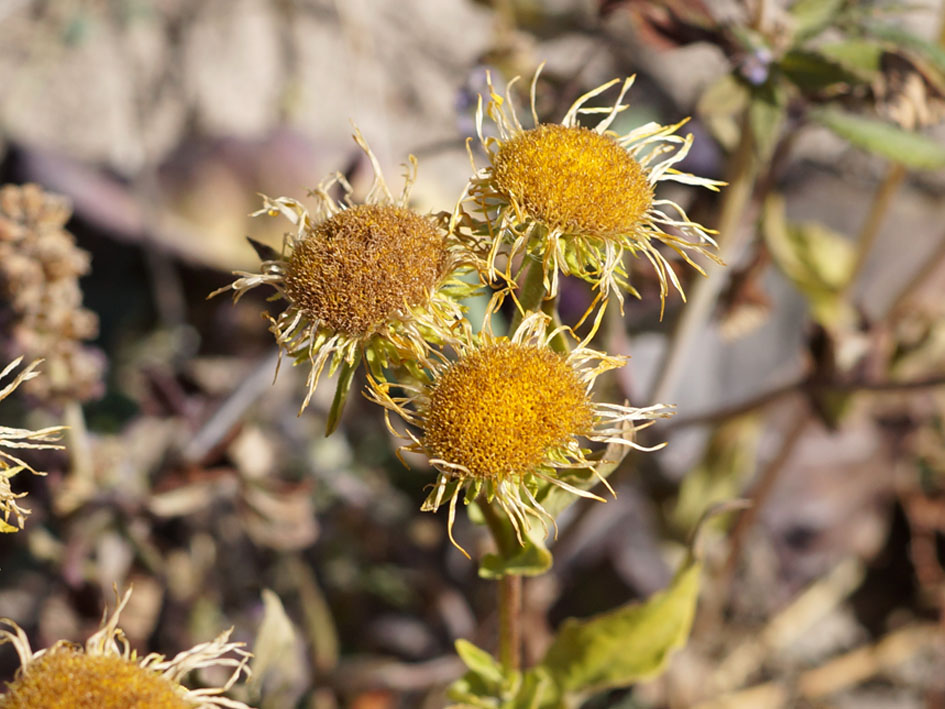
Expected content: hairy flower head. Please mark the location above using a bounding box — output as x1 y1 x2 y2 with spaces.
369 311 673 557
0 357 65 533
0 588 252 709
211 129 478 420
458 66 724 315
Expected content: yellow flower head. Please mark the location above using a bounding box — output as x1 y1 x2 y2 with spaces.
458 65 724 314
369 311 673 557
212 128 478 418
0 357 65 533
0 588 253 709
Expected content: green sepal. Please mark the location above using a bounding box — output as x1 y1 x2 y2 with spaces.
479 524 553 580
810 107 945 170
538 559 702 698
324 354 360 436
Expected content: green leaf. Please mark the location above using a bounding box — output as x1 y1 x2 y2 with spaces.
456 639 506 686
671 416 762 535
540 560 702 697
817 39 886 79
762 194 857 327
810 107 945 169
788 0 845 42
780 49 872 93
749 80 787 161
324 355 359 435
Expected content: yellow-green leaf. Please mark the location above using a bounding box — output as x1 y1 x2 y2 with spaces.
811 107 945 169
671 416 761 535
789 0 845 42
540 560 702 696
763 194 856 327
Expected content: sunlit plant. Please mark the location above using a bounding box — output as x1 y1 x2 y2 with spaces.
215 65 722 707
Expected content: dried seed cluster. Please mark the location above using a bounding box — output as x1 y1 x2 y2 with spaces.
0 184 103 404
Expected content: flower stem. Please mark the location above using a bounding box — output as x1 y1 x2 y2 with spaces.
479 501 523 673
498 575 522 672
844 163 906 298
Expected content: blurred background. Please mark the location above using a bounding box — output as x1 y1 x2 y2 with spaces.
1 0 945 707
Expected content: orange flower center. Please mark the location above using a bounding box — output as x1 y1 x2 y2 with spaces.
1 648 191 709
423 343 594 480
491 124 653 236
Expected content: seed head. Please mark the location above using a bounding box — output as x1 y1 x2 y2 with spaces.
284 204 448 339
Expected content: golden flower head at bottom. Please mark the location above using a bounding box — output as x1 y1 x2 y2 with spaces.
0 357 65 533
368 311 673 557
0 588 253 709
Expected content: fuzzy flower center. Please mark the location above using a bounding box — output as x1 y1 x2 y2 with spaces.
423 342 594 480
283 204 448 338
0 648 191 709
491 124 653 237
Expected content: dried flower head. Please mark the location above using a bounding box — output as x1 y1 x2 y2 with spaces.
0 357 65 533
0 184 104 404
458 66 723 314
0 588 253 709
369 311 673 557
212 129 478 420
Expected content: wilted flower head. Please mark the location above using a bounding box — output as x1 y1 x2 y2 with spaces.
212 129 478 423
0 357 65 533
369 310 673 557
0 588 253 709
458 66 723 314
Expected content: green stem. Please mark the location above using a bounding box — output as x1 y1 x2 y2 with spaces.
648 109 759 405
843 163 906 298
498 575 522 672
479 501 522 673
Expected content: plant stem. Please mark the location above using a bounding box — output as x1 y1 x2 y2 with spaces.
479 501 523 673
498 575 522 672
844 163 906 298
648 110 759 405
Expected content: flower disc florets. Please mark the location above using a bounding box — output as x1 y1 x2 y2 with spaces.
369 311 673 557
458 66 724 315
491 124 653 237
212 128 480 417
0 588 253 709
424 341 594 480
284 204 448 338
